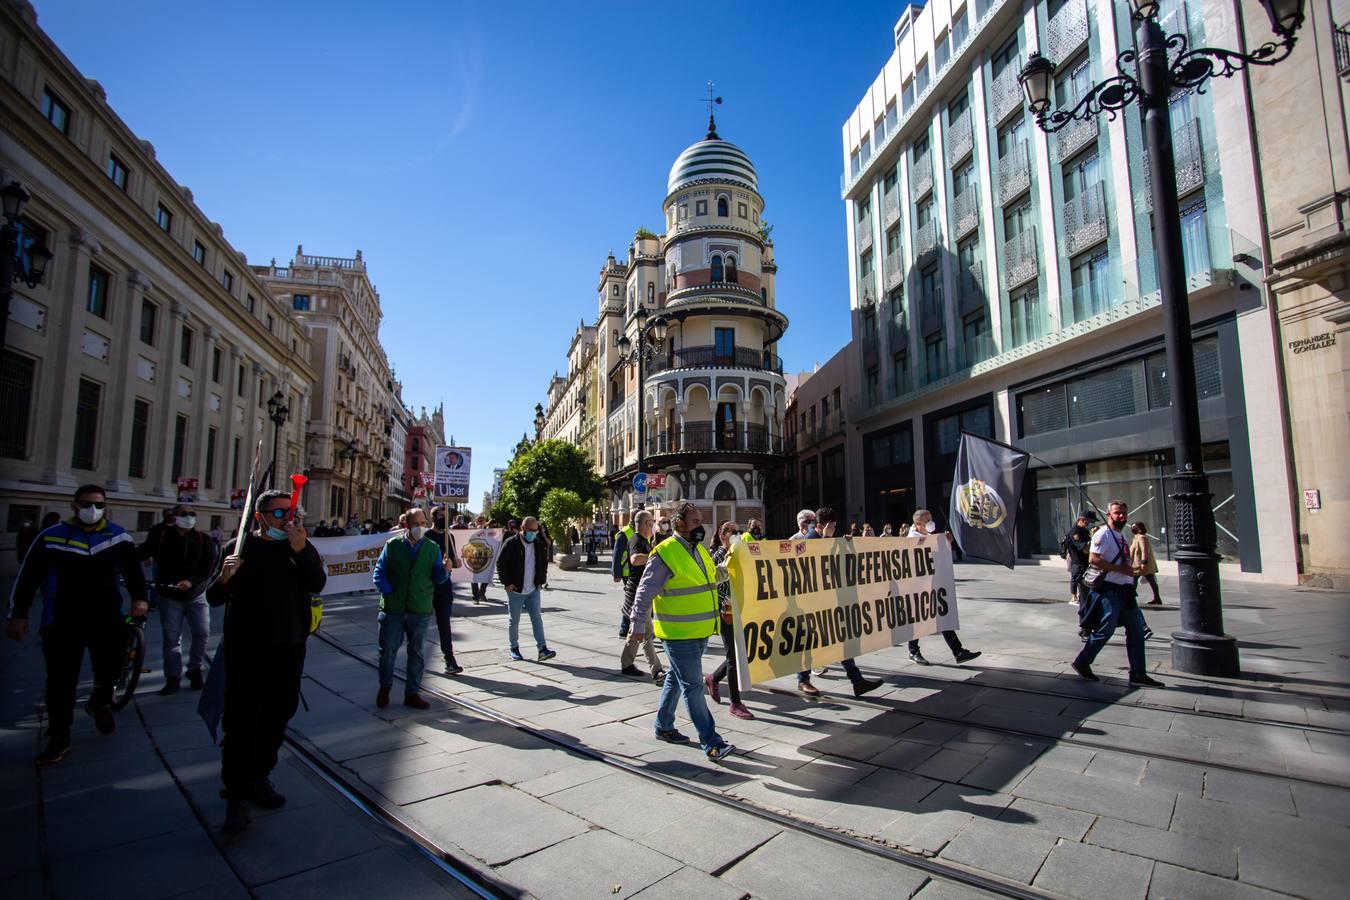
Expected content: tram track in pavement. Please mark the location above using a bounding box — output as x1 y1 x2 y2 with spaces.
307 628 1057 900
439 604 1345 788
525 605 1350 739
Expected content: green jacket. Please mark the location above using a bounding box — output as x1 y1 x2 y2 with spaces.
373 535 449 615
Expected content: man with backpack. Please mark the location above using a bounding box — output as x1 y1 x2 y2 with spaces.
1061 510 1098 606
208 489 327 836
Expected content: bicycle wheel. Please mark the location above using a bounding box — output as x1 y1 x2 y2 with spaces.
110 626 146 710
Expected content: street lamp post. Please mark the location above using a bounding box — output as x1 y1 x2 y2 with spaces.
1 181 55 354
265 390 290 490
616 307 668 489
534 403 546 439
1018 0 1305 678
339 439 359 523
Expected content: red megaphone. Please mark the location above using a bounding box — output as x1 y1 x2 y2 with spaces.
288 473 308 517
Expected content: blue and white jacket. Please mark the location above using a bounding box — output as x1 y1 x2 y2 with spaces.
8 518 147 628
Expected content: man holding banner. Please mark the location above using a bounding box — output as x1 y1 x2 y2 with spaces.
630 501 734 762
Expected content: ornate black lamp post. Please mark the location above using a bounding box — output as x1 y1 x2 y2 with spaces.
1 181 54 354
615 306 668 481
534 403 546 439
265 390 290 489
339 439 359 522
1019 0 1305 678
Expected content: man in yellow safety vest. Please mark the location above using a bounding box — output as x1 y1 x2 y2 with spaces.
630 501 733 762
612 520 636 638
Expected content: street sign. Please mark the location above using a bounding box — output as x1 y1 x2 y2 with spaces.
632 472 648 494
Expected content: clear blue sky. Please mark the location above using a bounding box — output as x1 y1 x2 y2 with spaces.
37 0 904 506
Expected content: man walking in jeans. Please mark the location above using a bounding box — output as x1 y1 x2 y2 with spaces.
630 501 733 762
1072 499 1164 687
144 503 217 694
496 516 556 662
372 508 454 709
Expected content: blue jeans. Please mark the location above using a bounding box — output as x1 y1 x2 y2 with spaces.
656 636 723 751
160 595 209 679
507 589 547 652
378 612 430 694
1074 584 1147 676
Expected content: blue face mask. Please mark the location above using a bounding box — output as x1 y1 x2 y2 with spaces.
523 530 538 543
265 526 288 540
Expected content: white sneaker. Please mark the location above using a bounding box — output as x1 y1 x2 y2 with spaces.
812 666 829 676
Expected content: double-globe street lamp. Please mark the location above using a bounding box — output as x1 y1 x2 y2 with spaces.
1 181 55 354
339 439 360 522
615 306 669 491
265 390 289 490
1017 0 1306 677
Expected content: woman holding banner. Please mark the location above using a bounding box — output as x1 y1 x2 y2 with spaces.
906 509 982 666
705 521 753 720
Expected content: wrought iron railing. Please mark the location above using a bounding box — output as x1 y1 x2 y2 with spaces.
946 108 973 168
1140 118 1205 210
910 150 934 199
883 190 901 226
646 421 783 456
952 188 980 240
1046 0 1090 66
1003 227 1039 290
1054 113 1098 163
646 345 783 375
884 251 904 289
1062 183 1109 257
998 141 1032 206
915 218 940 260
989 59 1025 124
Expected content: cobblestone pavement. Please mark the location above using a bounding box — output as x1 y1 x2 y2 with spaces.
2 559 1347 898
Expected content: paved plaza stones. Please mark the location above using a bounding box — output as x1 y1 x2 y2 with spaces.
2 558 1348 898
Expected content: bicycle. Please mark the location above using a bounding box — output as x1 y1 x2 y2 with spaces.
110 613 148 711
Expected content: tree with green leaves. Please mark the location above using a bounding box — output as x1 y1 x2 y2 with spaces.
496 439 603 524
538 488 591 553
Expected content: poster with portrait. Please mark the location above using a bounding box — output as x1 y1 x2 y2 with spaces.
434 446 471 504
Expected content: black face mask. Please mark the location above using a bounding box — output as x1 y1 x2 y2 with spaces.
688 526 706 545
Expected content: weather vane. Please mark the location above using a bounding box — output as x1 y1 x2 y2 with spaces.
701 81 723 138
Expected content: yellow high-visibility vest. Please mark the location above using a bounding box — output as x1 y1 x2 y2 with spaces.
651 537 719 640
617 524 635 578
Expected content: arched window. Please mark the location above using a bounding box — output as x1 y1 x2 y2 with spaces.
714 481 736 501
726 256 738 284
710 254 724 282
717 197 729 217
647 282 654 304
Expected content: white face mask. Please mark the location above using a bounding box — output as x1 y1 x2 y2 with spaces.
175 515 196 530
408 525 426 542
77 506 104 525
925 520 937 533
729 533 742 546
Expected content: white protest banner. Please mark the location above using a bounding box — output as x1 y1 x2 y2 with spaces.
726 535 958 688
434 446 471 504
449 528 504 583
309 533 389 595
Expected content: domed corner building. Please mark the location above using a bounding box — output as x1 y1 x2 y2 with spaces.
596 115 790 531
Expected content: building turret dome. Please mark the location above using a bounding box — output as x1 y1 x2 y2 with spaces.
667 117 758 195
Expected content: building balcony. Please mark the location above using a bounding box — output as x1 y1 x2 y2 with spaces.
884 251 904 290
795 415 845 451
915 219 940 261
857 274 878 308
1140 118 1206 210
1046 0 1090 66
646 421 784 457
960 260 985 302
1003 227 1040 290
989 59 1025 126
1335 20 1350 80
998 142 1032 206
883 190 901 226
910 151 934 200
1062 183 1109 257
857 222 874 253
646 344 784 376
1054 114 1099 163
952 188 980 240
888 315 910 355
946 108 974 168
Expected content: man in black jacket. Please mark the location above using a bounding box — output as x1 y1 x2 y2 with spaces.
427 508 463 675
208 490 326 836
7 485 148 763
1063 510 1098 607
495 516 555 662
144 503 217 694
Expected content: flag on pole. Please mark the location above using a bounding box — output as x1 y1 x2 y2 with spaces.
949 432 1029 569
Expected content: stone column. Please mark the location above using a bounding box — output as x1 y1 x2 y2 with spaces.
149 302 188 497
190 326 217 500
40 228 101 487
107 270 152 492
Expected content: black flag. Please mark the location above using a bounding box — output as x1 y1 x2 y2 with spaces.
949 432 1029 569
